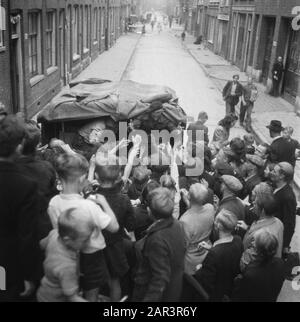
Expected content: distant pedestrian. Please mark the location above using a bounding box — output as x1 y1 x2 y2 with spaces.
270 57 284 97
240 77 258 133
151 20 155 31
223 75 243 116
181 31 186 42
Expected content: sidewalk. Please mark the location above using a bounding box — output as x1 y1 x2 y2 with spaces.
73 33 141 82
178 29 300 192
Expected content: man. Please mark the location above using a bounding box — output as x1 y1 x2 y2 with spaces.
240 77 258 132
132 188 185 302
187 111 209 144
267 120 295 167
0 116 39 302
195 210 244 302
270 56 284 97
223 75 244 116
217 175 245 221
271 162 297 257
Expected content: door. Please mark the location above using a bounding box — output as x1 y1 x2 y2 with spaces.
262 18 275 84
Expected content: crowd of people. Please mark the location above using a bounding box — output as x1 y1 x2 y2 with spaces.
0 100 299 302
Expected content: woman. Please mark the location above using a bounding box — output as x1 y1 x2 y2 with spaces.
210 114 238 157
237 182 284 272
232 230 285 302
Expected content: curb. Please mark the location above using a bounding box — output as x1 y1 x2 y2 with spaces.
120 34 143 81
183 38 300 192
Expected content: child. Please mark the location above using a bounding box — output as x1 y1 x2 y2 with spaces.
243 134 255 155
48 153 119 302
37 208 94 302
94 156 136 302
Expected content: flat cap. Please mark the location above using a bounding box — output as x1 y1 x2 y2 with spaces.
221 175 243 193
246 154 265 168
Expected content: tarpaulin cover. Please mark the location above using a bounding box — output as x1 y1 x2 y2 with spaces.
38 79 186 125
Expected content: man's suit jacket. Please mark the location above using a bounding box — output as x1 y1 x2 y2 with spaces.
133 218 186 302
195 236 244 302
223 81 244 101
269 137 296 167
274 184 297 249
0 161 39 301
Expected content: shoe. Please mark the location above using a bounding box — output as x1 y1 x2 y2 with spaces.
239 122 244 127
246 127 252 133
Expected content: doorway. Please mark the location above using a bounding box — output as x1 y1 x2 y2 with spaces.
261 17 276 84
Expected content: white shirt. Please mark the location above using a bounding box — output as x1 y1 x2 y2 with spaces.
48 194 111 253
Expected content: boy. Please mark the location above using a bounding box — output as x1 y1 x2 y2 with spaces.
48 153 119 302
37 208 94 302
94 157 135 302
283 126 300 165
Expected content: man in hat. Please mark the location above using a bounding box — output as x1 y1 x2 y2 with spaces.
271 162 297 256
217 175 245 221
270 56 284 97
223 75 244 116
267 120 296 167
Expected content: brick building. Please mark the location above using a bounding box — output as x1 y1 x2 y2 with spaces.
192 0 300 113
7 0 131 119
0 0 12 113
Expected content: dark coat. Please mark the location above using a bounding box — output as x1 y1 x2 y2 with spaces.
269 137 296 167
132 218 186 302
232 258 285 302
274 184 297 249
15 156 57 239
0 161 39 301
195 236 244 302
272 61 284 81
223 81 244 103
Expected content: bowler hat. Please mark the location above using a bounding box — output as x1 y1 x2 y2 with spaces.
266 120 284 133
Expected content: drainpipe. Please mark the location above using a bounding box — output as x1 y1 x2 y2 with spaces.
105 0 110 50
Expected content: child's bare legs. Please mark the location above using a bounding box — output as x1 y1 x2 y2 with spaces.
83 288 99 302
109 278 122 302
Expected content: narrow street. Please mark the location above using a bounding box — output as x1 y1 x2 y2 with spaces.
122 25 245 140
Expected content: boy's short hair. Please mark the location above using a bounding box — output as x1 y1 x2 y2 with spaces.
216 210 238 233
23 120 41 155
283 126 294 136
160 174 176 190
254 230 278 262
55 153 89 181
0 115 26 158
189 183 208 205
148 187 175 219
95 155 122 183
198 111 208 121
58 208 94 240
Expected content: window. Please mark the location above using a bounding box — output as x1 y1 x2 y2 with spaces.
0 1 5 47
93 8 98 42
46 11 56 68
83 6 89 51
72 6 80 59
28 12 41 78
